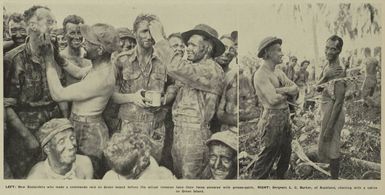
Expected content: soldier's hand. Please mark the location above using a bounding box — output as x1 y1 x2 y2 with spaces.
39 32 52 48
149 20 166 42
276 88 286 94
38 37 54 59
132 89 151 108
324 67 343 79
316 85 324 92
51 36 67 66
4 98 17 107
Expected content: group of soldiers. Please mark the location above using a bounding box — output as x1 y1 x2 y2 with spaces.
241 35 346 180
246 34 380 179
3 5 380 181
3 5 238 180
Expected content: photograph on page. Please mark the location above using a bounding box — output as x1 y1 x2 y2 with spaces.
2 0 239 181
238 1 381 180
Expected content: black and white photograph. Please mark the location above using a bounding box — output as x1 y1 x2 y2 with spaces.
1 0 385 194
3 0 238 180
238 2 381 180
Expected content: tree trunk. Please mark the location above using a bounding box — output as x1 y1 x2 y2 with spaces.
312 13 320 79
350 157 381 171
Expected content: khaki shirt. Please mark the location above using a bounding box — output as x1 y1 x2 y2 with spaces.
154 40 225 125
4 38 65 130
113 47 167 121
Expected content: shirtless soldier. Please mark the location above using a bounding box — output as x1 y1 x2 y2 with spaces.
43 23 119 178
251 37 298 179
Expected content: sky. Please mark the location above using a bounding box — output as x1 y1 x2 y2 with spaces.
4 0 238 39
4 0 382 62
238 3 382 61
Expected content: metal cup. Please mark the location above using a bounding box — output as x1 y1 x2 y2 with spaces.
145 90 161 107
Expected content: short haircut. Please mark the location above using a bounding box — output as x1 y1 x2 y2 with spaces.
167 32 182 40
327 35 343 51
62 15 84 32
104 132 151 176
23 5 50 23
133 14 158 33
8 13 24 25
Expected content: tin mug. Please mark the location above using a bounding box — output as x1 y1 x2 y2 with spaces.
145 90 161 107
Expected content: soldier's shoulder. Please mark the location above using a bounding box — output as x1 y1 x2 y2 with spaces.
4 44 26 62
26 161 46 179
210 59 225 72
253 67 266 80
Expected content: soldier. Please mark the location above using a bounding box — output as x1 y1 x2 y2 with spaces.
149 21 225 179
111 14 176 163
27 118 93 179
215 33 238 132
4 13 27 53
283 56 297 81
43 23 119 178
294 60 310 108
251 37 298 179
201 130 237 179
103 132 175 180
168 32 185 56
4 5 69 178
117 27 136 51
158 32 186 170
317 35 346 179
61 15 92 86
51 28 67 50
103 27 136 135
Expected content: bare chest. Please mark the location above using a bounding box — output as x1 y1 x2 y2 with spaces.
267 71 282 88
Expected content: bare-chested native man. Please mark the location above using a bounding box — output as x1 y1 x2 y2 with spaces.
42 23 119 178
251 37 298 179
316 35 346 179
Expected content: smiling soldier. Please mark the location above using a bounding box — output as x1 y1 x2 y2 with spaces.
27 118 93 179
201 130 237 179
149 21 225 179
60 15 92 86
43 23 118 178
